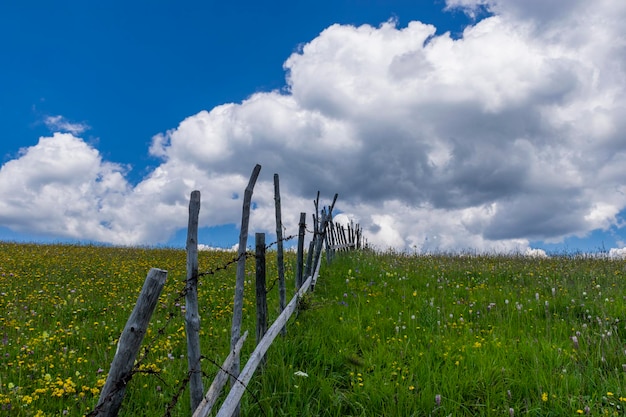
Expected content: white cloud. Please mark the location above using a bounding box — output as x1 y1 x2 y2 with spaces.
44 115 90 135
0 133 132 242
198 243 238 252
609 247 626 259
1 0 626 252
524 248 548 258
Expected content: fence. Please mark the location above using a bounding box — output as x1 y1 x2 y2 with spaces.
89 164 364 416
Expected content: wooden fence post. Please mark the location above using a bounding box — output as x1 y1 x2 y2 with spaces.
230 163 261 417
305 239 315 279
273 174 286 336
192 331 248 417
255 233 267 367
186 190 204 411
296 212 306 289
92 268 168 416
215 270 321 417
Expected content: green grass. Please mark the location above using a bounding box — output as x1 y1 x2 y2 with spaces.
1 243 626 416
0 242 283 416
252 250 626 416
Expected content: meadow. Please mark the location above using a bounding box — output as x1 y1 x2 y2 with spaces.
1 243 626 416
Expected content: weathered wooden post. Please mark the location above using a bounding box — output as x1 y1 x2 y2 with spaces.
230 163 261 417
192 331 248 417
340 225 348 251
305 238 315 279
186 190 204 411
273 174 286 336
325 218 332 265
255 233 267 366
92 268 167 416
296 212 306 289
215 271 318 417
312 194 337 272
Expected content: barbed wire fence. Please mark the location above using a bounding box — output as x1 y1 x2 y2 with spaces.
87 164 361 417
87 235 304 416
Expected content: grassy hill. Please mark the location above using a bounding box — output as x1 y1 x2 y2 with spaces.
1 243 625 415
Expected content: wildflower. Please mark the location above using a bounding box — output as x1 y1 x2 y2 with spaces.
435 394 441 406
509 408 514 416
294 371 308 378
409 385 415 390
541 392 548 402
571 335 579 350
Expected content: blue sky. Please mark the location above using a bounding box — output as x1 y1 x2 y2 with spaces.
1 0 625 256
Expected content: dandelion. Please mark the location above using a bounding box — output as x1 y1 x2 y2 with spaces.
541 392 548 402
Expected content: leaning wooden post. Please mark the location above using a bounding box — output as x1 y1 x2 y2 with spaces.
216 273 318 417
273 174 286 336
255 233 268 367
192 331 248 417
92 268 167 416
312 209 327 272
295 212 306 289
185 190 204 411
230 163 261 416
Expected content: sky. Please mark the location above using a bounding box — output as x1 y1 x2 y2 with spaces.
1 0 626 256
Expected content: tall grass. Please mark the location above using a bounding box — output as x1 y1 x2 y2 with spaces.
250 250 626 416
0 242 281 416
1 243 626 416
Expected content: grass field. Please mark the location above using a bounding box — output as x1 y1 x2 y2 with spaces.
1 243 626 416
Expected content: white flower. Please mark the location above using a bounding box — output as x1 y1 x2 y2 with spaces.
294 371 309 378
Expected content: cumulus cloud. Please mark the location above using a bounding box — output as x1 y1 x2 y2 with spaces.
1 0 626 252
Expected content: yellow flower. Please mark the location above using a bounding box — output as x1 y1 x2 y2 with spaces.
409 385 415 391
607 391 614 397
541 392 548 402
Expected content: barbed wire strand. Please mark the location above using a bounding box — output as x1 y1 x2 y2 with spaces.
88 231 303 415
